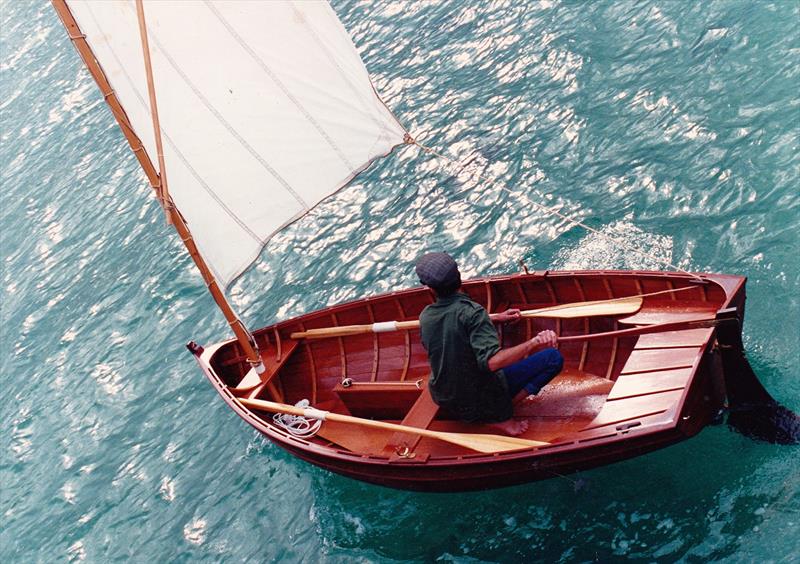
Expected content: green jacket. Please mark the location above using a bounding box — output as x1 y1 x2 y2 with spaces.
419 292 512 422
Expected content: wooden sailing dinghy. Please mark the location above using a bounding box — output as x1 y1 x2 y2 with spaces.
192 270 745 491
54 1 796 491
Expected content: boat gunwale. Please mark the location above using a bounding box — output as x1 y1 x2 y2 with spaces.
252 269 738 334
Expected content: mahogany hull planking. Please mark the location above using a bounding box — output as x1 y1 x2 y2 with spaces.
193 270 746 491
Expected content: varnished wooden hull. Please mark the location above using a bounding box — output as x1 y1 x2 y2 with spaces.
194 270 746 492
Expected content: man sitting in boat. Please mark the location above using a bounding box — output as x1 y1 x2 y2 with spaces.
416 253 563 435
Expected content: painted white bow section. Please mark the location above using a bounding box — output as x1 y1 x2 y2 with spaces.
66 0 406 287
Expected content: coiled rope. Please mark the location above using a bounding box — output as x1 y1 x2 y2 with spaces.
406 135 704 282
272 399 322 438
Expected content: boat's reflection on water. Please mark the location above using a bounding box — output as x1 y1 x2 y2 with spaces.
716 321 800 445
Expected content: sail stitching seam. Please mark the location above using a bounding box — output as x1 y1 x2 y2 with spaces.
83 1 267 250
205 0 355 173
288 1 393 160
141 12 310 213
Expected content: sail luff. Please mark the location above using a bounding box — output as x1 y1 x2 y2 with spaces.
52 0 159 188
52 0 268 378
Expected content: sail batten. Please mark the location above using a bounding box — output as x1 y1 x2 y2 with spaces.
65 0 407 287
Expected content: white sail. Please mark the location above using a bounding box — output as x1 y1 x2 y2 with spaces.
65 0 407 287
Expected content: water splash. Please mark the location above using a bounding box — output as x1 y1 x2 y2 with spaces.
553 219 674 271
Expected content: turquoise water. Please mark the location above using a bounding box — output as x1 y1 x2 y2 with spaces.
2 0 798 561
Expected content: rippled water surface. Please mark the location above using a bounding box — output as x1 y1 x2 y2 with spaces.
2 0 798 562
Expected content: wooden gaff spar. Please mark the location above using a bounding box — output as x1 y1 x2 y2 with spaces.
53 0 798 492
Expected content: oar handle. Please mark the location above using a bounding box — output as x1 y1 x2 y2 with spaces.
290 324 373 338
240 398 328 421
291 320 420 339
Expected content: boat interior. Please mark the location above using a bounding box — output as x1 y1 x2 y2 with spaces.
210 272 732 459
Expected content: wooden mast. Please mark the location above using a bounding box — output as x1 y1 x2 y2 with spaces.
134 0 170 216
51 0 266 378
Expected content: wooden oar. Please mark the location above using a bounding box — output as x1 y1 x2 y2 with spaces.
238 398 548 454
556 315 722 343
290 296 643 340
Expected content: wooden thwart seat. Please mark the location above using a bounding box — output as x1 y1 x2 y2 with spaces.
384 384 441 462
333 379 425 419
321 378 442 459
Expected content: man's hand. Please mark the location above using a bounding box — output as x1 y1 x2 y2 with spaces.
487 328 559 372
495 308 521 324
531 330 558 349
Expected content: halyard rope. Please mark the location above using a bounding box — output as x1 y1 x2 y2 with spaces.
409 137 703 281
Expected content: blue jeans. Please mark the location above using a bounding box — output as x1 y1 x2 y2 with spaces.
503 348 564 397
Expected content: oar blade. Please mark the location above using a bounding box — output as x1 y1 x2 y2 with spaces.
435 431 548 453
523 296 642 319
